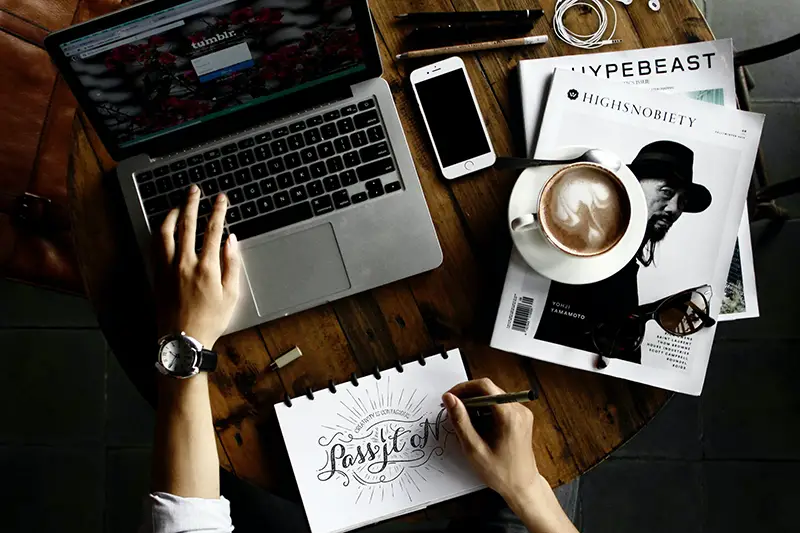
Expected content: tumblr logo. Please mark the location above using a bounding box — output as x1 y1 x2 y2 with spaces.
567 89 579 100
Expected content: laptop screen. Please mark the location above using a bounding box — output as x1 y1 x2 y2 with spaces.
59 0 367 149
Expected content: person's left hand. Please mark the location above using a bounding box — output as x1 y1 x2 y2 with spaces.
154 184 242 349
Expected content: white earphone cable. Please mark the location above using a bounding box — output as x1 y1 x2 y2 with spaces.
553 0 622 50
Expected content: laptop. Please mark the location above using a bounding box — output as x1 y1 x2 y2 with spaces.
46 0 442 333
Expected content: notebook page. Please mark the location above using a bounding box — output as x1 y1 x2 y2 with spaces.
275 349 485 533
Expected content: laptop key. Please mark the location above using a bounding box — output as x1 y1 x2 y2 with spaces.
306 115 323 127
238 149 255 166
238 138 255 149
303 128 322 145
290 186 308 202
271 139 288 155
310 162 327 179
199 198 213 217
136 171 153 183
204 149 220 160
334 137 351 153
340 170 357 186
260 178 277 194
196 216 208 234
228 188 245 205
343 151 360 168
168 190 185 207
188 155 204 166
289 121 306 132
318 142 334 159
252 162 269 179
226 206 242 224
257 196 274 213
139 181 157 199
222 155 239 172
300 147 318 164
367 126 385 142
360 142 390 163
288 134 304 151
365 178 384 198
241 201 258 219
231 202 314 240
284 152 301 169
342 104 358 116
222 143 238 155
358 99 375 111
273 126 289 138
189 166 206 182
323 110 340 122
154 165 170 177
255 145 271 161
205 160 223 177
332 190 351 209
307 181 324 197
219 174 235 190
234 168 252 185
350 131 368 148
357 157 395 182
144 196 169 215
274 191 291 209
277 172 293 189
321 123 338 139
337 117 355 135
311 195 334 216
255 132 271 144
172 171 189 187
385 181 402 193
201 179 219 196
327 156 344 173
293 167 311 183
170 160 187 171
354 110 379 129
268 158 285 174
244 183 261 200
156 176 173 194
323 174 341 192
351 192 368 204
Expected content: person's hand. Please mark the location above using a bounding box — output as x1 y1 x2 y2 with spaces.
155 184 242 349
442 378 540 502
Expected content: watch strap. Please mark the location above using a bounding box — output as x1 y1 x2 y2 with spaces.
198 349 217 372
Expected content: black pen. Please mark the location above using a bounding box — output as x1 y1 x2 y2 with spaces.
396 10 544 24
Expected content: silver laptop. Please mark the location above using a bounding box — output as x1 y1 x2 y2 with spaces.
46 0 441 333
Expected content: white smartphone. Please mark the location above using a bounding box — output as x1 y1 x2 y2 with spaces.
410 56 496 180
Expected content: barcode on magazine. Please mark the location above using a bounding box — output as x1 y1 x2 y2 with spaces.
510 295 534 333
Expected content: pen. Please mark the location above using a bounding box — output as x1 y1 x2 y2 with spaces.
407 22 535 44
396 10 544 23
460 389 538 408
396 35 548 60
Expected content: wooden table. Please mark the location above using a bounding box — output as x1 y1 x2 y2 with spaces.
69 0 711 511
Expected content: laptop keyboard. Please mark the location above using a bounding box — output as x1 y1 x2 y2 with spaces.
133 97 404 246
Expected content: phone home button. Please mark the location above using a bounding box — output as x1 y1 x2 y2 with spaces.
464 160 475 171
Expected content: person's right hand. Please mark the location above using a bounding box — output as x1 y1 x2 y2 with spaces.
442 378 540 502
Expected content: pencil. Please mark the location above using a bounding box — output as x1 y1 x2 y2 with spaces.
460 389 538 408
396 35 548 60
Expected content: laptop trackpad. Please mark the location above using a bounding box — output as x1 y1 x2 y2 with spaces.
242 223 350 316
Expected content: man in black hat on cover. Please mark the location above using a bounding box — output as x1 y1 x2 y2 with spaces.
533 140 713 364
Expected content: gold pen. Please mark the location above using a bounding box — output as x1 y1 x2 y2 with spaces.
459 389 538 408
396 35 548 60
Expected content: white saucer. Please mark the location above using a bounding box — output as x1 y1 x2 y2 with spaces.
508 145 647 285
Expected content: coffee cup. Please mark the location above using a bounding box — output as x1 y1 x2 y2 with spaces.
510 162 631 258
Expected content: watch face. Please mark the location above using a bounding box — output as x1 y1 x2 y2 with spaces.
159 338 195 374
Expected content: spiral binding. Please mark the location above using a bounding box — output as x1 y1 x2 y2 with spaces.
281 347 452 407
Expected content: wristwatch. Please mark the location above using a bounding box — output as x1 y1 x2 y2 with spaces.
156 332 217 378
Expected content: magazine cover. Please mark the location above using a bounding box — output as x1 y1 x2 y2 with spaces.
492 70 764 395
517 39 757 321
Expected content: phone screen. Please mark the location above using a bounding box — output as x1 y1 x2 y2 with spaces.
415 69 491 168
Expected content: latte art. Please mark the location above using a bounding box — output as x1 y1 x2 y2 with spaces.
539 165 630 256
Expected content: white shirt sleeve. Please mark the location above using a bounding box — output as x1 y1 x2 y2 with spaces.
138 492 234 533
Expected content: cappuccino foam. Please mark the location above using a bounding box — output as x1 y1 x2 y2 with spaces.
540 166 630 256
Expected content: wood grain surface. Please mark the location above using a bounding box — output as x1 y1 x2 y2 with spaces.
68 0 711 516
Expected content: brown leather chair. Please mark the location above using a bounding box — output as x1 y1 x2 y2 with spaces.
0 1 134 294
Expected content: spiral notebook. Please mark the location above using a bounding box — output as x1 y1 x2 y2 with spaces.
275 349 485 533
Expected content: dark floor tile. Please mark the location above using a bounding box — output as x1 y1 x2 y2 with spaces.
106 448 152 533
580 459 703 533
107 348 154 447
0 330 106 445
613 394 701 459
0 279 97 328
704 461 800 533
702 340 800 459
717 220 800 341
0 445 105 533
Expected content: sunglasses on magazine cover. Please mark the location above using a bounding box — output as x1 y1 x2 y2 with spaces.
591 285 717 369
